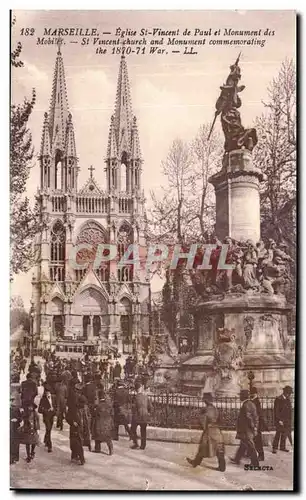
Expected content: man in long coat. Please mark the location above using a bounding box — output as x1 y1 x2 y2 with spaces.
250 386 266 461
130 381 152 450
272 385 293 453
113 380 131 440
186 393 226 471
230 389 259 466
38 384 56 453
66 398 86 465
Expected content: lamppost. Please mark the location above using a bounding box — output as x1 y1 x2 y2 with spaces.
247 370 255 392
29 304 35 362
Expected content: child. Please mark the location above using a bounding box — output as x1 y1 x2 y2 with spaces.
19 402 40 463
10 395 22 464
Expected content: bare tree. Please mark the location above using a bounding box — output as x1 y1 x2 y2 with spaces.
10 15 41 279
191 124 222 239
149 138 195 246
149 129 222 347
254 59 296 244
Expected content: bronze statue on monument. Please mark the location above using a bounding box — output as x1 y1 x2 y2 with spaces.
208 53 258 153
180 56 294 397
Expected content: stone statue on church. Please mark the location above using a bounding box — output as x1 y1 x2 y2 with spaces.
209 54 258 153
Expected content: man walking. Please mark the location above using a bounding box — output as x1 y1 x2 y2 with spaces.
230 389 259 467
38 384 56 453
186 393 226 472
130 381 152 450
66 398 86 465
250 387 266 461
272 385 293 454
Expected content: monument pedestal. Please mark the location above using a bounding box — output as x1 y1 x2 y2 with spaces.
179 293 294 397
209 149 264 242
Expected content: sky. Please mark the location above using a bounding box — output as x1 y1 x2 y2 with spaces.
10 10 296 308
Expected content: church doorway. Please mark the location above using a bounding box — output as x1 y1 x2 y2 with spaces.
75 287 108 340
83 316 90 339
53 315 64 338
93 316 101 337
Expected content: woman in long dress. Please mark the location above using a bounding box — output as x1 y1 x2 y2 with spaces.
91 390 114 455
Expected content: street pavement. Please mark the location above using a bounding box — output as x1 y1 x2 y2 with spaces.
10 424 294 491
12 361 294 491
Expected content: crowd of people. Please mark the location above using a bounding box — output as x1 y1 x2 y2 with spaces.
10 347 293 471
10 348 156 465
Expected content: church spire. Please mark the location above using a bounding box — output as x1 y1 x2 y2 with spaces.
39 42 78 192
49 39 70 152
105 56 142 193
113 55 133 157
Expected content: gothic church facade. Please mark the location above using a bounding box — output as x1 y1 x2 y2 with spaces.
31 46 149 356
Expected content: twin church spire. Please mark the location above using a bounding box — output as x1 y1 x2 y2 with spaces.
40 41 77 191
40 45 142 194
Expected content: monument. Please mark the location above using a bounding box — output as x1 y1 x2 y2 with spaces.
180 56 295 397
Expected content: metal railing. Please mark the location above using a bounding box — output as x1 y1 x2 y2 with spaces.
145 394 294 431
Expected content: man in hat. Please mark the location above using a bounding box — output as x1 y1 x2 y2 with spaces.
186 393 226 472
230 389 259 467
113 380 131 440
130 380 152 450
82 373 98 416
66 392 86 465
272 385 293 453
38 384 56 453
250 387 266 461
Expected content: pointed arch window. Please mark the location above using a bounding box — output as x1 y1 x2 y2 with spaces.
55 150 62 190
50 221 66 281
111 167 116 189
120 298 133 354
117 222 133 282
121 152 128 192
121 163 127 191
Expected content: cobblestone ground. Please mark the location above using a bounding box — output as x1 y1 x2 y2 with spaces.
10 425 294 491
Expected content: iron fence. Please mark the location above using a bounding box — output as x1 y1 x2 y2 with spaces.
145 394 294 431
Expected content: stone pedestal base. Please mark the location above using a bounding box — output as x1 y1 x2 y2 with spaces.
179 293 294 397
209 149 264 242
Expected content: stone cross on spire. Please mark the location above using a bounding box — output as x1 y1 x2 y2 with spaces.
88 165 95 178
